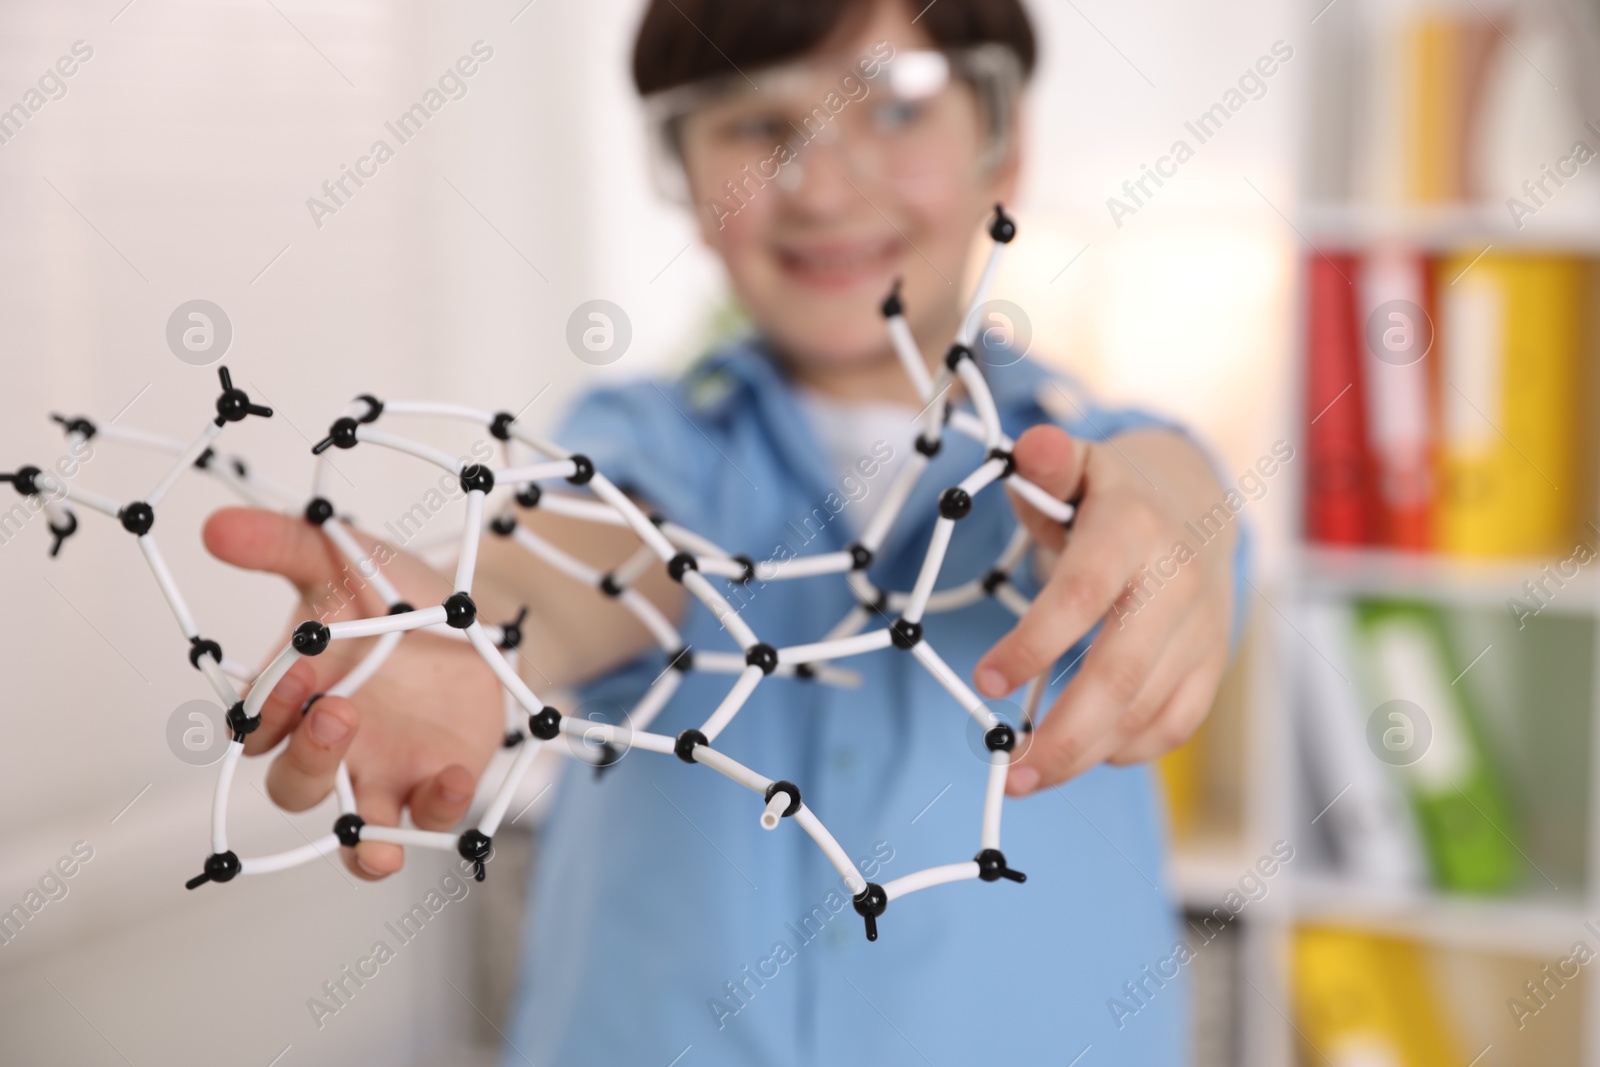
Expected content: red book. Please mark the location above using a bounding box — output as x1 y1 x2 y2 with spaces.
1359 248 1436 551
1305 252 1376 545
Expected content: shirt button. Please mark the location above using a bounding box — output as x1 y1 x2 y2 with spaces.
830 748 856 775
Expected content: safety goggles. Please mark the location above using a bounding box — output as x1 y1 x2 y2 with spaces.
642 44 1024 206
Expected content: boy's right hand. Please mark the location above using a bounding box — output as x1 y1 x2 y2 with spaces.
203 507 510 881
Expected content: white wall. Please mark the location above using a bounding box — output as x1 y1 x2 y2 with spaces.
0 2 1299 1064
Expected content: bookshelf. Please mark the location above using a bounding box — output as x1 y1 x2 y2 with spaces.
1164 1 1600 1064
1296 546 1600 614
1299 202 1600 252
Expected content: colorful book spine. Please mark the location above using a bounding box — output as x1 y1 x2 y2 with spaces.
1156 737 1202 843
1358 249 1436 551
1404 13 1462 203
1353 601 1519 893
1299 602 1428 889
1434 253 1586 557
1305 253 1375 546
1293 927 1465 1066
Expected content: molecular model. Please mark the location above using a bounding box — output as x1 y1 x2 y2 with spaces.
4 206 1075 942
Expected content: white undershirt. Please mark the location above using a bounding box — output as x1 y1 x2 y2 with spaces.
792 386 920 536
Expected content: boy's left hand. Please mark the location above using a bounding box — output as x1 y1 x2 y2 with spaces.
974 423 1238 796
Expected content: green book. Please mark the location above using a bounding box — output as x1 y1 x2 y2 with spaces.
1352 600 1520 893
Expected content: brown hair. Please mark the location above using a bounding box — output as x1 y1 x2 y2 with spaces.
631 0 1037 96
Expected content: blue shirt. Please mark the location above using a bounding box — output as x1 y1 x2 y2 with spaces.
503 336 1248 1066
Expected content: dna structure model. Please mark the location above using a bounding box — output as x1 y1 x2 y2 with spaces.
3 206 1075 942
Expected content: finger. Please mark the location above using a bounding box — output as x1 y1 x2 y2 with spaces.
1109 619 1211 748
1051 615 1210 781
208 507 457 624
1005 425 1091 550
203 507 351 596
242 633 387 755
346 784 405 880
321 513 468 611
1007 590 1191 796
974 488 1156 698
242 657 318 756
1107 651 1227 766
408 765 477 831
1012 423 1090 500
1005 483 1069 559
264 694 360 811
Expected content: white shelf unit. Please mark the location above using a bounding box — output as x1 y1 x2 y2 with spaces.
1167 2 1600 1064
1295 546 1600 616
1298 201 1600 254
1247 554 1600 1066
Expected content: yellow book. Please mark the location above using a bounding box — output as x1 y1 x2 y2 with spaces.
1156 738 1201 842
1405 14 1461 203
1293 927 1465 1066
1434 254 1586 557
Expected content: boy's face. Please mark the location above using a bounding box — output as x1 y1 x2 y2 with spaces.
678 0 1021 374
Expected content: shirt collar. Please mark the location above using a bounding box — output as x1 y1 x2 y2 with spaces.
677 334 1061 563
681 332 1058 429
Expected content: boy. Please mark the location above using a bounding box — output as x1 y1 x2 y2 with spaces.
204 0 1243 1061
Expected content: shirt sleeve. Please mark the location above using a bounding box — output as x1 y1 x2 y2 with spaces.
546 377 712 527
1035 370 1253 658
543 376 725 700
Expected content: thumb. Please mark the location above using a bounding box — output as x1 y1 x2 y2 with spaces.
1006 425 1089 548
203 506 347 595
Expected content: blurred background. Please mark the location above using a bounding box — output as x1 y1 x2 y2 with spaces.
0 0 1597 1064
